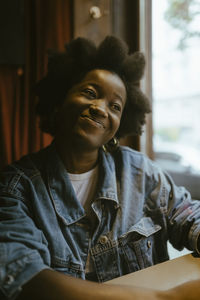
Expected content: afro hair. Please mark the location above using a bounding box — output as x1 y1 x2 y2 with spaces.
35 36 151 139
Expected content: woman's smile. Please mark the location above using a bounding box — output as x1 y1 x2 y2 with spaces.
80 115 105 129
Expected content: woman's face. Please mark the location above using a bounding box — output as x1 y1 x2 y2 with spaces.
55 69 126 150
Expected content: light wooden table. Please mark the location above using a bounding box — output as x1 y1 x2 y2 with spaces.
106 254 200 290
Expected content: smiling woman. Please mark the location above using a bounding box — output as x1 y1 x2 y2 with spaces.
35 36 150 140
1 36 200 300
34 36 150 173
54 69 126 167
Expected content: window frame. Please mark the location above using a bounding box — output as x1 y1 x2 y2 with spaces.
139 0 154 159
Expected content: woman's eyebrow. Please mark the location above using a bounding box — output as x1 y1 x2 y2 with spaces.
85 83 99 90
81 82 124 103
79 82 99 91
113 92 123 103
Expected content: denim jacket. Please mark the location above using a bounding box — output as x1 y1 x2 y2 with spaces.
1 142 200 299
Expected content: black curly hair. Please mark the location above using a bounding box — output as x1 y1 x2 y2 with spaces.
35 36 151 139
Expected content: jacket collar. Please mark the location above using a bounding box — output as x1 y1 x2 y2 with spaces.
45 142 119 225
95 148 119 207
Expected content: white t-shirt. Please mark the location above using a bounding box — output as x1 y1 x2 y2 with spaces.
68 165 99 273
68 165 99 211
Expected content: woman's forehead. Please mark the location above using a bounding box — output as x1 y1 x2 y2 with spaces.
80 69 126 98
82 69 122 83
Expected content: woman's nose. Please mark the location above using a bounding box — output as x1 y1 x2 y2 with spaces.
89 102 108 118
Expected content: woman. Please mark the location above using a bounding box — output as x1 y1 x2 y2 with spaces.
0 36 200 300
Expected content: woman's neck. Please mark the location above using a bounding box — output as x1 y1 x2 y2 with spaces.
54 138 99 174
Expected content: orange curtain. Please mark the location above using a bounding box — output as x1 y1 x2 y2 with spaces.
0 0 72 170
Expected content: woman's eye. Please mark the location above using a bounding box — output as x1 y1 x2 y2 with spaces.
112 103 121 112
83 88 97 99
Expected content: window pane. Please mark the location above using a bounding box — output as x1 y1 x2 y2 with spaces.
152 0 200 180
152 0 200 259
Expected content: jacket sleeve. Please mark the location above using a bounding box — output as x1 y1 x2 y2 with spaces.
148 163 200 254
0 168 51 299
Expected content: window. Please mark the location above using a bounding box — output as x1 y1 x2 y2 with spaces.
140 0 200 259
152 0 200 200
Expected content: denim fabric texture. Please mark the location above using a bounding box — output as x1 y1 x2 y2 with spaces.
1 142 200 299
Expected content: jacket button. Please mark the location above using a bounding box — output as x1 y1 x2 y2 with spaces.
5 275 14 285
99 235 108 244
147 240 152 248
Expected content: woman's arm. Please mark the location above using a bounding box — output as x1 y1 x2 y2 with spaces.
16 269 200 300
17 268 161 300
161 280 200 300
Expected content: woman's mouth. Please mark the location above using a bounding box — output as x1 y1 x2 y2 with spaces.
80 115 105 129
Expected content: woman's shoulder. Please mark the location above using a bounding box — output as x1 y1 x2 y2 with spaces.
116 145 162 175
118 145 144 157
117 145 149 163
1 144 52 181
0 145 55 197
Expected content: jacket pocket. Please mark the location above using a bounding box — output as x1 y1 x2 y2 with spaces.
118 217 161 272
51 256 84 278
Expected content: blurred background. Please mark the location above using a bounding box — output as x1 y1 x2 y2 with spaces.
152 0 200 202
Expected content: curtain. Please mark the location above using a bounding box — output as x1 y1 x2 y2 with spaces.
0 0 72 170
117 0 141 151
